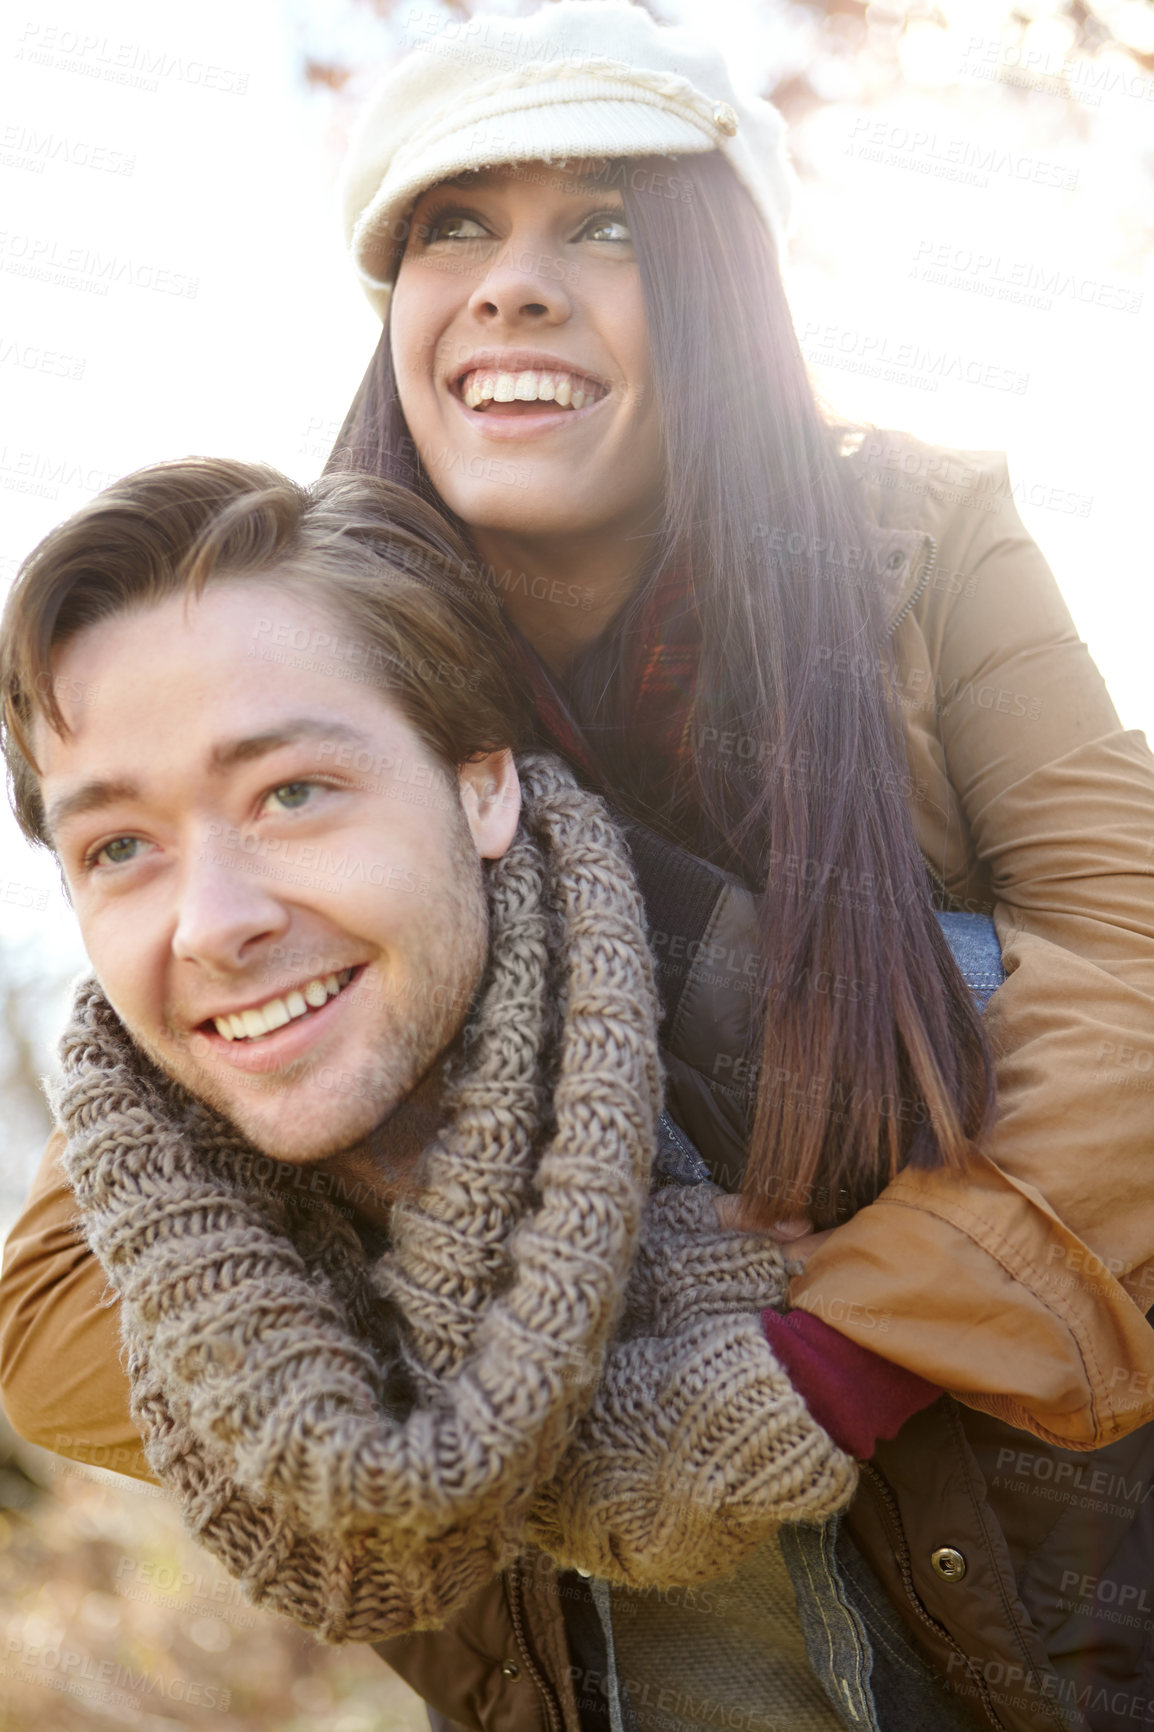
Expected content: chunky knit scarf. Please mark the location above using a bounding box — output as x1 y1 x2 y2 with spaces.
56 756 854 1642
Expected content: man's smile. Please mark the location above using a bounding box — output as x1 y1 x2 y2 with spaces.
204 964 361 1042
192 965 367 1075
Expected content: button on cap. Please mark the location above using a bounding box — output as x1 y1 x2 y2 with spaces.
931 1546 967 1582
501 1661 521 1679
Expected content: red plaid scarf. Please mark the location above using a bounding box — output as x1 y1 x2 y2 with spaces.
507 560 700 790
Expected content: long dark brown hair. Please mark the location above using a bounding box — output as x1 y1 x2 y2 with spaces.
329 152 994 1229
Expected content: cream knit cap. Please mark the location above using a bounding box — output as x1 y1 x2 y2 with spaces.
342 0 794 317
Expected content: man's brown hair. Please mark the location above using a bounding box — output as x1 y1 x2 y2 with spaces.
1 458 528 846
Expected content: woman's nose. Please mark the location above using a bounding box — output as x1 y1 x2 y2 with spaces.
467 238 572 324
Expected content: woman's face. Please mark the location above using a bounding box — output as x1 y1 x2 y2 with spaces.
390 162 665 544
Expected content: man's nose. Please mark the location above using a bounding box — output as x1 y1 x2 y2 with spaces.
171 831 289 971
467 235 572 324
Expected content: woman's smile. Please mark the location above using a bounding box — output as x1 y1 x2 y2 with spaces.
448 349 612 440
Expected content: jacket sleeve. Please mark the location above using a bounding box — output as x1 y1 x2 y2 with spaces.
0 1130 154 1482
789 448 1154 1450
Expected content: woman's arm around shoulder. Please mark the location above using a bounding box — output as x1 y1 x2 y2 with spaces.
791 440 1154 1449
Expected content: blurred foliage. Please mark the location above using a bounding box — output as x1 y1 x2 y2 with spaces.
0 1410 428 1732
0 939 67 1228
288 0 1154 116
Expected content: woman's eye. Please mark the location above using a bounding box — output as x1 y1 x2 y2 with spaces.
583 214 631 244
421 212 488 243
265 782 315 813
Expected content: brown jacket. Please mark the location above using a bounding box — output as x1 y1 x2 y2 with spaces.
2 436 1153 1731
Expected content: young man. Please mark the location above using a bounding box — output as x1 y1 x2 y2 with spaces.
0 456 859 1728
10 458 1150 1732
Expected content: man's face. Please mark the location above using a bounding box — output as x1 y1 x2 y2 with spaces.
37 580 519 1162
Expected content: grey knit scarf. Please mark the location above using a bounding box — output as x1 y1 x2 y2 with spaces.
56 756 855 1643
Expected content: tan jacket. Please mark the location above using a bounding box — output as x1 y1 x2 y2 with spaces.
2 434 1154 1474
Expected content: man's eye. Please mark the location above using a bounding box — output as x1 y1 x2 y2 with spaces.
266 782 314 812
583 215 631 244
86 836 143 870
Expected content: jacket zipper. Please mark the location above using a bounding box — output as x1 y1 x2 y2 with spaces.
506 1562 565 1732
879 532 954 909
884 533 937 641
858 1463 1007 1732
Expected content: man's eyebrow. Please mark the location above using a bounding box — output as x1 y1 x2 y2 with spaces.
45 720 376 843
45 778 141 845
206 718 375 774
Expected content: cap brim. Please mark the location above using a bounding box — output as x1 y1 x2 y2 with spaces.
352 98 718 294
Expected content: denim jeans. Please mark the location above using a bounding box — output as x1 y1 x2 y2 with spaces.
583 1520 987 1732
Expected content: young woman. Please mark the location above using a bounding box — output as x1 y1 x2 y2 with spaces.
325 4 1154 1726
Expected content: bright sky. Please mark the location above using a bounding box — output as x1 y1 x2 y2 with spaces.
0 0 1150 986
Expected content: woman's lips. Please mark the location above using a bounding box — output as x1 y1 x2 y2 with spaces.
448 388 606 441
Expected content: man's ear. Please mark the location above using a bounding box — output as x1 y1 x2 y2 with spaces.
457 749 520 860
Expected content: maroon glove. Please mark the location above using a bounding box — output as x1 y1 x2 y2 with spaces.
760 1308 939 1460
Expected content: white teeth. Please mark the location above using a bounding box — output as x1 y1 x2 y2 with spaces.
460 368 600 409
212 972 353 1042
